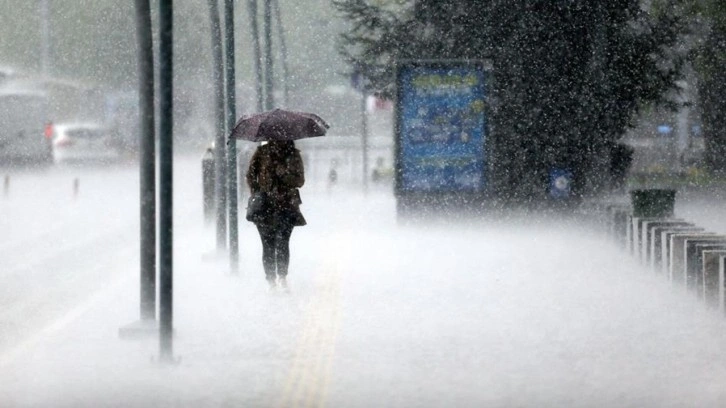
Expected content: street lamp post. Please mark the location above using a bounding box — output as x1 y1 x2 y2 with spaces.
248 0 264 112
135 0 157 323
272 0 289 106
118 0 158 340
158 0 175 363
224 0 239 273
39 0 50 76
263 0 274 110
209 0 228 251
361 91 369 193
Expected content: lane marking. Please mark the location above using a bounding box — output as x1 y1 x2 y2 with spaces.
277 233 348 408
0 268 132 369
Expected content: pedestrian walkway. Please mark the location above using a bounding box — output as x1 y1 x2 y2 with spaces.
3 185 726 407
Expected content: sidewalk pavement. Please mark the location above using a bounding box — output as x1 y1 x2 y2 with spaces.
3 188 726 407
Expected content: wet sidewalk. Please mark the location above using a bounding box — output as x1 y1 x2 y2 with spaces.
3 188 726 407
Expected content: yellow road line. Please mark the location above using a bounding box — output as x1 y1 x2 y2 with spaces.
277 234 348 408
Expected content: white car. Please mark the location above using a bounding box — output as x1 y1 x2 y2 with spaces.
51 122 121 164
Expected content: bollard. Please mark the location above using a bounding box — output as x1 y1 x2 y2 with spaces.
327 158 338 193
202 148 215 223
660 229 706 276
655 226 701 271
3 175 8 197
669 233 720 285
631 217 663 261
648 223 696 270
612 207 630 249
605 203 629 240
625 214 634 254
684 239 726 294
73 178 79 198
640 220 688 266
702 250 726 308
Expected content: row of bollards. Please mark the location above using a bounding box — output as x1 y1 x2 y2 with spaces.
3 175 81 199
601 189 726 315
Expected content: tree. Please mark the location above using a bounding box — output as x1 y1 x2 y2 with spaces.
335 0 686 201
689 0 726 175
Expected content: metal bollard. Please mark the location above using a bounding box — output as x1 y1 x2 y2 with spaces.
702 250 726 308
73 178 79 198
3 175 8 197
202 148 215 223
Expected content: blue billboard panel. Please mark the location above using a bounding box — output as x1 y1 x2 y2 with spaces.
396 62 488 193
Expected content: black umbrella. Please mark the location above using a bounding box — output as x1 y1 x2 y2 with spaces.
229 108 330 143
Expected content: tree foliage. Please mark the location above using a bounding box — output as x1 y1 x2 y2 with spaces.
335 0 687 201
686 0 726 174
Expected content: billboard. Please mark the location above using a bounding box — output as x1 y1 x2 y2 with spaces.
395 60 489 195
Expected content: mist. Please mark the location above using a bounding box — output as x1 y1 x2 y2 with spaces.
2 0 726 406
0 155 725 407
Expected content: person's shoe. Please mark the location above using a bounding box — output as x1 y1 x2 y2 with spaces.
278 277 289 293
267 278 277 293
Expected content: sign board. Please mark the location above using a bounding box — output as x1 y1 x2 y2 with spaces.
395 60 489 195
549 169 572 199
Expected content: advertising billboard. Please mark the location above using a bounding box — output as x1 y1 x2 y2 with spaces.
395 60 489 196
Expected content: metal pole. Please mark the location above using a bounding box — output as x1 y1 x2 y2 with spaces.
361 91 369 193
209 0 228 250
247 0 264 112
39 0 50 76
272 0 289 107
134 0 156 322
263 0 274 110
224 0 239 274
38 0 51 147
158 0 174 362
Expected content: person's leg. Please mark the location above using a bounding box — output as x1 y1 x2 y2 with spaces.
256 224 277 284
274 223 294 279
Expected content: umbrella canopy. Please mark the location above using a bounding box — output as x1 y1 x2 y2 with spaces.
229 108 330 142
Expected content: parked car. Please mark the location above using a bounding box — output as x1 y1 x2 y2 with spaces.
51 122 121 164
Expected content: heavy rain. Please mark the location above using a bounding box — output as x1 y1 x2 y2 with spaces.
2 0 726 407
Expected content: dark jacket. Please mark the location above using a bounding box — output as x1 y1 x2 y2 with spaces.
246 143 306 226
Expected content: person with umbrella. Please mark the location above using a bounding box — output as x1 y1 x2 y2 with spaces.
231 109 328 291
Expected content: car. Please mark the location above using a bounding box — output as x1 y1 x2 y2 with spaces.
51 122 121 164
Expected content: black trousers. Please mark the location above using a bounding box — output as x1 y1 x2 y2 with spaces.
256 223 294 281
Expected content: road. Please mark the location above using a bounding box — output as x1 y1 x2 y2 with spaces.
1 156 726 407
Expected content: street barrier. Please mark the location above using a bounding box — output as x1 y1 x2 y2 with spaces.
669 233 719 284
603 203 628 238
702 250 726 308
597 190 726 319
632 217 669 262
660 230 708 277
684 238 726 293
642 221 691 267
651 225 702 271
703 250 726 307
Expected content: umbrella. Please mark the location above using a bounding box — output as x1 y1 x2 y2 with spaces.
229 108 330 143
